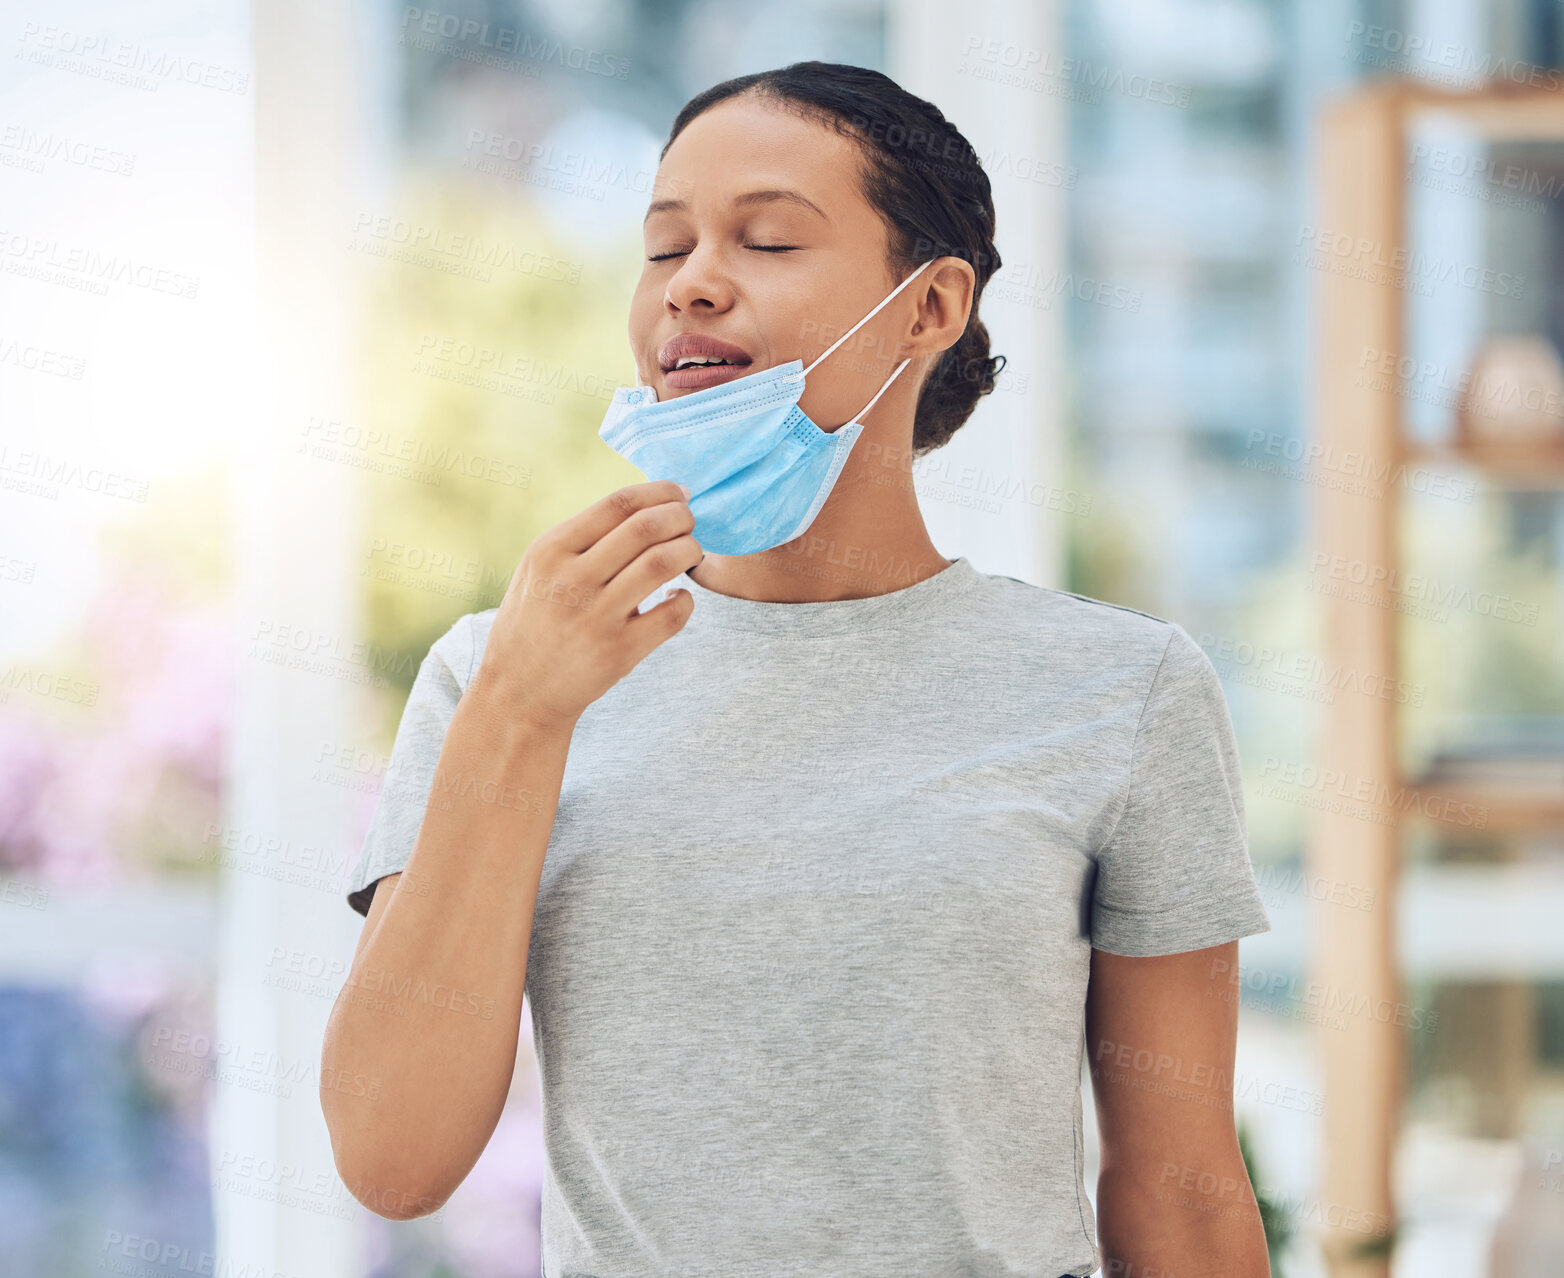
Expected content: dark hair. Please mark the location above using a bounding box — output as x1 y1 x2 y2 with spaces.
664 61 1006 458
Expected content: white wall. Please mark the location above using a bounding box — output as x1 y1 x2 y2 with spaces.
887 0 1070 589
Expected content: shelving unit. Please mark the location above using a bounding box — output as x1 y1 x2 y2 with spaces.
1402 438 1564 485
1309 79 1564 1278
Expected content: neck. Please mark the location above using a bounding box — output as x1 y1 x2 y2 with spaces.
686 418 952 603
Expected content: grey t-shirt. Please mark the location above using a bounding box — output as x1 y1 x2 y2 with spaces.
345 555 1271 1278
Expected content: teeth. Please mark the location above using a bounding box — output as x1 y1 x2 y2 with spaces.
675 356 732 369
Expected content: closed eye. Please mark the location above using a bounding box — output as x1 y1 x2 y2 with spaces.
646 245 799 261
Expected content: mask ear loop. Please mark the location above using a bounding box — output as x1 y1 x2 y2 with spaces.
632 347 654 398
843 356 913 428
633 260 935 397
802 257 938 377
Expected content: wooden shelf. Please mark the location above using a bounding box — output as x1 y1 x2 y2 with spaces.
1380 79 1564 139
1307 79 1564 1278
1404 436 1564 484
1399 781 1564 832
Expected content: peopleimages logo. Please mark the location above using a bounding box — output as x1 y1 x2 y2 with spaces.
1256 757 1488 832
957 35 1192 107
1208 957 1440 1033
1306 552 1539 628
0 124 136 176
1408 143 1564 201
1295 226 1524 298
1198 632 1425 707
1345 21 1564 90
398 6 630 79
16 22 250 93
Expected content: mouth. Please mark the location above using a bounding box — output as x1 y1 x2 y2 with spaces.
658 333 755 391
664 360 753 390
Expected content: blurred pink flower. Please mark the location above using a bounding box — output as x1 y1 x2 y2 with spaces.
0 563 232 885
0 708 64 875
441 1099 547 1278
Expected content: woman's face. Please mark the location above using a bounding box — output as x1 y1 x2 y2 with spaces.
632 94 933 427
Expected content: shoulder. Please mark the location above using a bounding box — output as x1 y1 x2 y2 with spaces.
967 568 1182 676
422 609 493 690
464 606 502 685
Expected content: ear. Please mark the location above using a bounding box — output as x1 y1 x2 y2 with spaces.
907 257 977 360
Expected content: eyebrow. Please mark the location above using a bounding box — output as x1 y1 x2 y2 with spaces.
643 188 830 224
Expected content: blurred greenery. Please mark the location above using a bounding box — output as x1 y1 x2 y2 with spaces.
1237 1113 1296 1274
354 170 657 705
1401 484 1564 758
98 464 232 605
1208 474 1564 871
1064 447 1142 606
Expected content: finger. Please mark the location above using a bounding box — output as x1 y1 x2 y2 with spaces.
623 585 694 652
552 481 689 555
599 534 703 618
577 496 696 586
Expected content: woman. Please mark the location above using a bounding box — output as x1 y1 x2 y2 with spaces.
322 61 1274 1278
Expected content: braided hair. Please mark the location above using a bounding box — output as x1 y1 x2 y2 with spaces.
664 61 1007 459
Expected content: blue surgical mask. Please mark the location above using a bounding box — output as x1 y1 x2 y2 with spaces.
597 258 937 556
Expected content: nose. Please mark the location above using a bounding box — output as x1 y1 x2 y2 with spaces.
663 245 735 314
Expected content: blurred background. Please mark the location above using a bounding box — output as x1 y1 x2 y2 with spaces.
3 0 1563 1274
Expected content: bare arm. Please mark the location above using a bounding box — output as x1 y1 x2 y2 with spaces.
320 703 575 1219
1085 939 1272 1277
320 480 701 1218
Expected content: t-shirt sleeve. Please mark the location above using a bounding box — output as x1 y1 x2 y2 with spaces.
344 614 476 918
1088 622 1272 957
